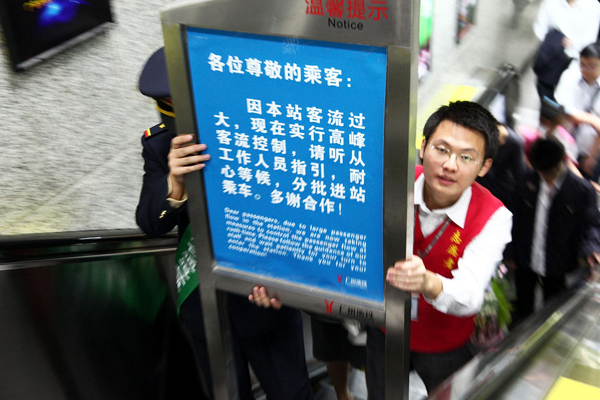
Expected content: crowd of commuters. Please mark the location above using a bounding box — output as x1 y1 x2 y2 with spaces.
134 3 600 398
493 0 600 328
532 0 600 101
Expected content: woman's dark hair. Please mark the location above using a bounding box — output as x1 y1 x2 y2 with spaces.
422 101 499 160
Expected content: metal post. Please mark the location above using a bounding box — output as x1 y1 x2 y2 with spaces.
162 22 237 399
383 0 420 397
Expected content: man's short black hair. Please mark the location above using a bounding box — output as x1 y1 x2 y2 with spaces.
423 101 499 160
580 42 600 59
529 137 565 173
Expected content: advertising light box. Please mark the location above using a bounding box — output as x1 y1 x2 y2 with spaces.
187 28 387 302
0 0 113 71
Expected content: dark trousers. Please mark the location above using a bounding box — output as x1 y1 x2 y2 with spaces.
228 295 315 400
366 327 474 399
514 267 566 324
310 316 366 368
179 288 214 399
181 291 314 400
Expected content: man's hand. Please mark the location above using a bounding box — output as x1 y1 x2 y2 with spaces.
580 155 597 178
585 253 600 282
587 252 600 268
570 111 600 128
248 286 282 310
386 255 442 299
167 134 210 200
505 260 517 270
561 36 573 50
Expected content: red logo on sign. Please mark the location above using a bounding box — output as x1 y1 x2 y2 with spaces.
305 0 388 20
324 299 334 313
337 274 343 283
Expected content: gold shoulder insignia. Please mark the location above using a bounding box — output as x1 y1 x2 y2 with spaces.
144 123 168 139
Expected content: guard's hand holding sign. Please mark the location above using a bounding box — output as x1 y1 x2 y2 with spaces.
168 134 210 201
248 285 282 310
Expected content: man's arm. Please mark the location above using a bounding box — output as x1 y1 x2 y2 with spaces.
533 0 551 41
570 113 600 177
387 207 513 316
571 112 600 136
135 133 209 237
437 207 512 316
580 180 600 267
554 64 582 115
136 133 180 237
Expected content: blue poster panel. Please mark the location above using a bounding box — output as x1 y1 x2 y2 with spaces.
187 28 387 302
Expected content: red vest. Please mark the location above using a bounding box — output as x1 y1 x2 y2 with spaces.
411 165 503 352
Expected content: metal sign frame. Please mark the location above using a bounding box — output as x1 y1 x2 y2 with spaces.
160 1 418 398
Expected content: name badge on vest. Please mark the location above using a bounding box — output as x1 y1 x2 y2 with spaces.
411 294 419 321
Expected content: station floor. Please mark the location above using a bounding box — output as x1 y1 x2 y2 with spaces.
312 367 428 400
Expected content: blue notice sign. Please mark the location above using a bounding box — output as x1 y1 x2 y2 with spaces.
187 28 387 302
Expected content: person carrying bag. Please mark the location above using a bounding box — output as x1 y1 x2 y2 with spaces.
533 29 573 102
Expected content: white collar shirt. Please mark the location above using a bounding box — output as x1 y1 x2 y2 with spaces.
530 167 567 277
555 61 600 116
534 0 600 58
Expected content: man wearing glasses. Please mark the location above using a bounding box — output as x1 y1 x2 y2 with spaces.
367 101 513 398
555 43 600 179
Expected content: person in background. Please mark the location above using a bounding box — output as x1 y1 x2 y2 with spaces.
135 47 212 400
532 0 600 101
555 43 600 178
505 138 600 326
366 101 512 398
534 0 600 59
519 97 581 177
136 47 315 400
309 315 366 400
476 123 525 212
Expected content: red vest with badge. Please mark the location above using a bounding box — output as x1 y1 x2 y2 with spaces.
411 165 503 353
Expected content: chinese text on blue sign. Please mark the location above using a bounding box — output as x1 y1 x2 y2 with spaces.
187 28 387 302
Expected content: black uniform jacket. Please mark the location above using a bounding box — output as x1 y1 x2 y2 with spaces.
136 124 189 238
505 168 600 277
134 125 301 338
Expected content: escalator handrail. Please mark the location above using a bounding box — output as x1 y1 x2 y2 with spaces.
429 268 600 400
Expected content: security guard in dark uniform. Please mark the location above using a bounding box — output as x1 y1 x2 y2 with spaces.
136 48 315 400
136 48 189 240
136 48 212 400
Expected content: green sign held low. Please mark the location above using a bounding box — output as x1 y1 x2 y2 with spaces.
174 225 198 313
